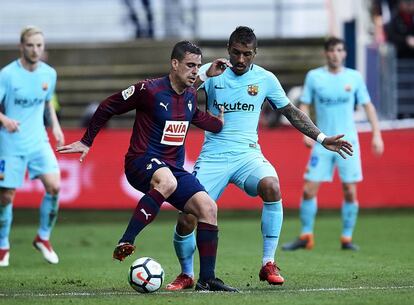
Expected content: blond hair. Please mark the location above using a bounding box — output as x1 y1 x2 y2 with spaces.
20 26 43 43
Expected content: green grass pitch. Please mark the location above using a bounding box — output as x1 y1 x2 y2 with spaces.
0 209 413 305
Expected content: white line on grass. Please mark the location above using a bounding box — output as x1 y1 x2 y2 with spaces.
1 285 414 297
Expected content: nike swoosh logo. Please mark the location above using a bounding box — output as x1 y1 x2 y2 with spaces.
136 272 155 286
214 85 225 89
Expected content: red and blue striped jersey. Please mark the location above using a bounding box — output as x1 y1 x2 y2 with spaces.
81 76 222 167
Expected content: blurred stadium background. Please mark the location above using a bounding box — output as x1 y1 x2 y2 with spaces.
0 0 413 210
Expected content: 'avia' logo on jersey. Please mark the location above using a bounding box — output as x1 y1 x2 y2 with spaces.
161 120 189 146
213 100 255 113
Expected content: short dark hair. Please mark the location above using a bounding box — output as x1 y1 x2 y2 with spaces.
228 26 257 49
171 41 202 61
324 37 346 51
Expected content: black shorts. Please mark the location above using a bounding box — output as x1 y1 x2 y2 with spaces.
125 155 205 211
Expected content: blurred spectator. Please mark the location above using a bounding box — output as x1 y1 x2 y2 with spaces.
385 0 414 57
371 0 399 44
123 0 154 38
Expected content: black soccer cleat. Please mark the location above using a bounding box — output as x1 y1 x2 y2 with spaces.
282 234 314 251
195 278 239 292
341 241 360 251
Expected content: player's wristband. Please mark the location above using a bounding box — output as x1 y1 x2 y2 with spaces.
198 71 209 82
316 133 327 144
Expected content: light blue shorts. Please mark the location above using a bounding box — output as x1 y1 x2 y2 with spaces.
193 150 278 201
0 145 59 188
304 141 362 183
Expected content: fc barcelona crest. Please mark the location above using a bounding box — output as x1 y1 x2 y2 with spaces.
247 84 259 96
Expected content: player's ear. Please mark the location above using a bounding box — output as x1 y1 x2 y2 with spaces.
171 58 179 71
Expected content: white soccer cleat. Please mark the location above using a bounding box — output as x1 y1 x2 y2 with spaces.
0 248 10 267
33 235 59 264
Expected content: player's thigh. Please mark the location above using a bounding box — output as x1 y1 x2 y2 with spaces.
336 146 362 183
231 152 278 197
304 146 336 182
27 146 60 180
192 156 230 201
0 155 27 189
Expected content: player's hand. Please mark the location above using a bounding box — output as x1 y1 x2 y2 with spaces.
321 134 353 159
303 135 314 148
372 133 384 156
1 116 20 133
206 58 232 77
52 125 65 148
57 141 90 162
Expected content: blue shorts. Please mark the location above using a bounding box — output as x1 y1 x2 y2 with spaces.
125 155 205 211
0 145 59 188
193 150 278 201
304 141 362 183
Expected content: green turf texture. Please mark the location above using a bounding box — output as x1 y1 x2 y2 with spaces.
0 209 413 305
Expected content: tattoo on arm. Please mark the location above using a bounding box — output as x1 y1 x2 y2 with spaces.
279 103 321 140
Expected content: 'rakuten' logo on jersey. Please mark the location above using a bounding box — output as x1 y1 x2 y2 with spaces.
213 100 255 113
161 120 189 146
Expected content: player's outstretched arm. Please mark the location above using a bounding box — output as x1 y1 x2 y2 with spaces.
279 103 353 159
57 141 90 163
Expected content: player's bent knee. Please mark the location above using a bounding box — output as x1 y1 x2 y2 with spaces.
258 177 281 201
0 189 16 205
46 185 60 196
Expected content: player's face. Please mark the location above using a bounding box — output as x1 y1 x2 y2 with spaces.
173 52 202 88
20 33 45 65
227 42 256 75
325 43 346 71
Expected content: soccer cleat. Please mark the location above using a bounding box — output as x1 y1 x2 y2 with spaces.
341 237 360 251
113 242 135 261
195 278 239 292
282 233 314 251
259 262 284 285
166 273 195 291
33 235 59 264
0 248 10 267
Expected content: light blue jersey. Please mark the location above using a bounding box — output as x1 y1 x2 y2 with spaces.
301 66 370 183
0 60 57 156
199 64 289 154
301 66 370 141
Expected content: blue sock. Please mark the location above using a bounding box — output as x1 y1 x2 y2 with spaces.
120 189 164 244
173 229 196 277
38 193 59 240
0 204 12 249
261 200 283 265
341 201 359 238
300 197 317 235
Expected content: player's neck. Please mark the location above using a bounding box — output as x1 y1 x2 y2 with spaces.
19 58 39 72
327 65 343 74
168 74 186 95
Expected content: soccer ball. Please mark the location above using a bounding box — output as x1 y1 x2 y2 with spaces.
128 257 164 293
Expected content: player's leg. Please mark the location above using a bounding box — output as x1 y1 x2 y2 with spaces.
28 147 61 264
0 188 15 267
168 156 228 290
114 160 175 261
0 155 27 267
337 148 362 250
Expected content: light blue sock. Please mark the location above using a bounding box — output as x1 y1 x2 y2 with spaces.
0 203 12 249
261 200 283 265
341 201 359 238
173 228 196 277
300 197 317 235
38 193 59 240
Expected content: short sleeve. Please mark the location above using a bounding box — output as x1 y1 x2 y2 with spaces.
265 71 290 109
0 69 7 104
300 71 314 104
354 72 371 105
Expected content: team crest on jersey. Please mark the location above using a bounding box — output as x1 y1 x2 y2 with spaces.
188 100 192 111
122 85 135 100
344 84 352 92
42 82 48 91
247 84 259 96
161 120 189 146
0 160 5 181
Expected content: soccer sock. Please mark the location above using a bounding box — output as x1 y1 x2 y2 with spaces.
173 228 196 277
0 204 12 249
341 201 359 238
120 189 165 244
196 222 218 281
300 197 318 235
38 193 59 240
261 200 283 265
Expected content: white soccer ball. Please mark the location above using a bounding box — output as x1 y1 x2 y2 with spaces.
128 257 164 293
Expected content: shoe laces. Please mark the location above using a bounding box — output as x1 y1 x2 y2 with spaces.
265 262 281 274
171 273 192 285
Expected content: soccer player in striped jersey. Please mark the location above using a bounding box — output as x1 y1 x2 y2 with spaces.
166 27 354 290
58 41 238 292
